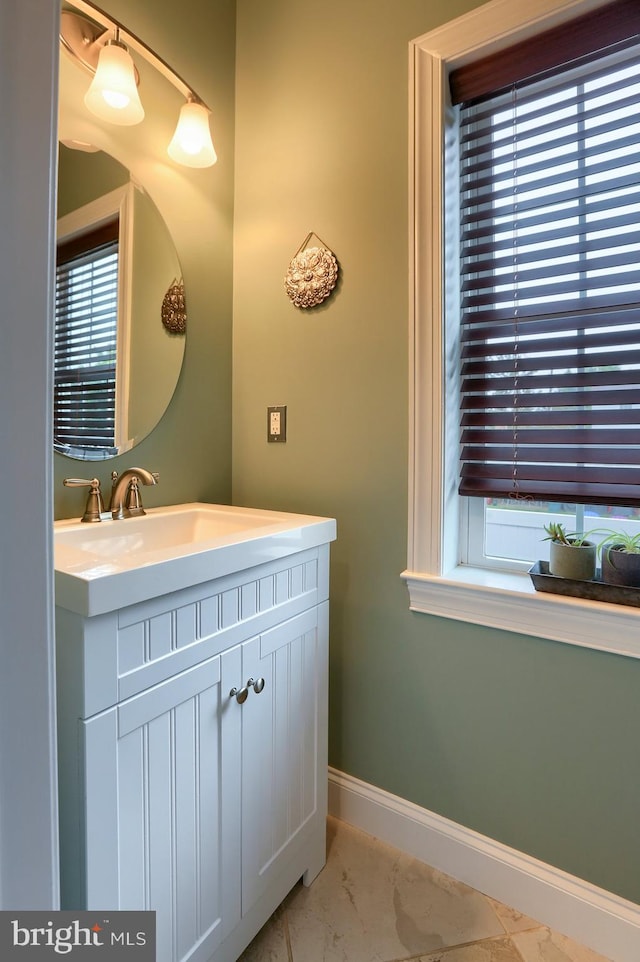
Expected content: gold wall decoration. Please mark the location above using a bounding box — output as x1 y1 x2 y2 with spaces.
285 232 339 309
161 278 187 334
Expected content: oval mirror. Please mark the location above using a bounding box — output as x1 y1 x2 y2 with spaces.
56 146 185 461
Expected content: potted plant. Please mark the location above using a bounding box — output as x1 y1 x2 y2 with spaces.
543 522 597 581
598 530 640 587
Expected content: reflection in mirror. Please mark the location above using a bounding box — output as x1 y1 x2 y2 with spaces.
55 145 185 460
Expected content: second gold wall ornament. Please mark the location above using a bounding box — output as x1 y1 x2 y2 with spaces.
161 278 187 334
284 232 339 309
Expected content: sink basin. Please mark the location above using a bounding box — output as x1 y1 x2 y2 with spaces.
54 502 336 616
55 504 276 559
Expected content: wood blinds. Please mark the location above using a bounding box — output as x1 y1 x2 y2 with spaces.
452 0 640 506
55 219 119 457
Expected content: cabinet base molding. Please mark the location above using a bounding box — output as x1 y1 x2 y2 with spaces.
328 767 639 962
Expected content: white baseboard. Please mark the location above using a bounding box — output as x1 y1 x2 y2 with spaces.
328 767 639 962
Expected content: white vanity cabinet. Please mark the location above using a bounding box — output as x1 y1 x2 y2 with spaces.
56 539 331 962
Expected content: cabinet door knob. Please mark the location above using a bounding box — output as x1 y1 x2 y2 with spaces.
230 686 249 704
248 677 265 694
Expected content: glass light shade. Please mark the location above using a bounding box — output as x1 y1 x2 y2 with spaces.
84 41 145 126
168 101 217 168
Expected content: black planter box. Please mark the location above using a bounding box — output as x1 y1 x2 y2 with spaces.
529 560 640 609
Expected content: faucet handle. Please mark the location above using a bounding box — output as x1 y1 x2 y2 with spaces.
63 477 105 523
110 470 159 484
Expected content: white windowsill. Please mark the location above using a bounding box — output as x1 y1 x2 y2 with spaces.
401 566 640 660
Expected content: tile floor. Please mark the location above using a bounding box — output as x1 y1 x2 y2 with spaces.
239 817 612 962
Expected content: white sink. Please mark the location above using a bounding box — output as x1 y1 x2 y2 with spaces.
54 502 336 616
55 504 275 559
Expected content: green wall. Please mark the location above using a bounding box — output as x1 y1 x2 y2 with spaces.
57 144 128 215
54 0 235 517
232 0 640 904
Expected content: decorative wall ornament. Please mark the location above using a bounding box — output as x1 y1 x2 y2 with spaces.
285 232 339 308
161 278 187 334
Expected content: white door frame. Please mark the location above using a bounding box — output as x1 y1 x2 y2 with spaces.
0 0 60 908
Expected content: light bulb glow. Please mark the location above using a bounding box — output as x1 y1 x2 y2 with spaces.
102 90 129 110
84 42 144 126
168 101 217 168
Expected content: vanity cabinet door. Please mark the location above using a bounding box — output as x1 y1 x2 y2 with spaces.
240 603 329 912
82 654 240 962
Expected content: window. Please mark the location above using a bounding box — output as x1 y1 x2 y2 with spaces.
455 5 640 573
404 0 640 656
55 184 133 460
55 221 119 457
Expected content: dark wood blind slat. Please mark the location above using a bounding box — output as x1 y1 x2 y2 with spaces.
461 427 640 445
461 408 640 427
460 462 638 485
461 387 640 409
461 371 640 394
462 446 640 466
459 478 640 507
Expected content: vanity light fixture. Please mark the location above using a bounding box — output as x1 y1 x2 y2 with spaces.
83 32 144 126
60 0 217 167
168 98 217 168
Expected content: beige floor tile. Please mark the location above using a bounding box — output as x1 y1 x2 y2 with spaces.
240 818 612 962
489 897 544 934
285 817 504 962
418 935 527 962
238 906 290 962
512 927 613 962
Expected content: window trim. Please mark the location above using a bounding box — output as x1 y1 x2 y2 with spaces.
57 183 134 450
402 0 640 659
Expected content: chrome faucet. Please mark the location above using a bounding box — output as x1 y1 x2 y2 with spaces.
109 467 159 520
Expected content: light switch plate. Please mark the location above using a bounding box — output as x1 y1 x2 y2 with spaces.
267 405 287 442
